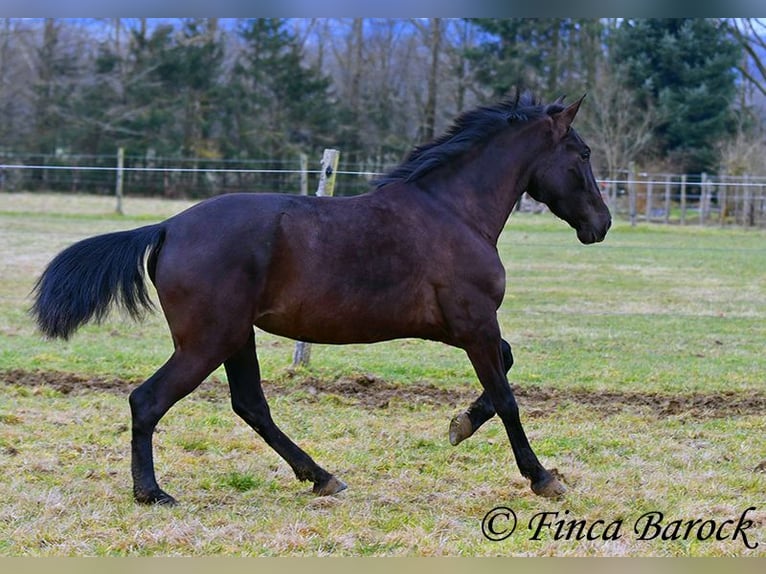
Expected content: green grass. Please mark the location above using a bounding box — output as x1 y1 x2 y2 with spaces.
0 192 764 556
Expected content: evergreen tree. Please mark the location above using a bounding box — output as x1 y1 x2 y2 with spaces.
224 18 336 161
68 36 123 156
120 19 224 158
173 19 224 158
121 22 181 156
611 18 740 173
466 19 604 100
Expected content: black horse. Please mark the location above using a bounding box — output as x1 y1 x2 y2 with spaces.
32 94 611 505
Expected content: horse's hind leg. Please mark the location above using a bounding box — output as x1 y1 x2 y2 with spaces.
449 338 511 446
129 350 223 505
224 329 346 496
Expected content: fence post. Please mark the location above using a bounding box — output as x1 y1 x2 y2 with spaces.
115 147 125 215
680 174 687 225
316 148 340 197
664 174 671 225
292 148 341 369
700 172 707 226
607 170 618 209
299 153 308 196
719 176 727 227
743 175 752 228
628 162 637 227
645 175 654 222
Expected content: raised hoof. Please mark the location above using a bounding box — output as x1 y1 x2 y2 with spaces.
313 475 347 497
134 488 178 506
531 473 567 498
449 412 474 446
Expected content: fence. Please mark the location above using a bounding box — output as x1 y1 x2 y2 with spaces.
2 151 766 228
604 167 766 228
0 151 378 199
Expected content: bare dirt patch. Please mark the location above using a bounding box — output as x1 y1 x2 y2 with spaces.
2 368 764 420
2 369 135 395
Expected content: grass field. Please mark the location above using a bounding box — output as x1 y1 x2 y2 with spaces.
0 192 764 556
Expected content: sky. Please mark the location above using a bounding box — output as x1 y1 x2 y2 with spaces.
4 1 766 18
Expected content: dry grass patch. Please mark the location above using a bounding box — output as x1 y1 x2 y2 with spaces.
1 379 764 556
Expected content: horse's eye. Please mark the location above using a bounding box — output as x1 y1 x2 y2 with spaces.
581 150 591 161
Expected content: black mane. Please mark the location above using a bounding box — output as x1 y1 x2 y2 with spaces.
373 93 564 189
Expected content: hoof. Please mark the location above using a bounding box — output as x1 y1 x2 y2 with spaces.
313 475 347 496
531 473 567 498
134 488 178 506
449 412 473 446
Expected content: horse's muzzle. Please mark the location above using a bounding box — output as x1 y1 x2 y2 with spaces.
576 217 611 244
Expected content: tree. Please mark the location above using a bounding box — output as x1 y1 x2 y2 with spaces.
320 18 433 177
444 19 483 114
120 21 183 156
118 19 224 158
224 18 335 160
611 19 741 173
169 19 224 158
33 19 86 155
465 19 605 100
581 62 659 181
0 19 37 152
729 18 766 100
411 18 442 142
64 20 129 157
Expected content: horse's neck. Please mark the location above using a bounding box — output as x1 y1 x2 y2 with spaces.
431 130 541 244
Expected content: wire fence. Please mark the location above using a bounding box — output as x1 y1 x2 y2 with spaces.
603 169 766 228
2 152 766 228
0 151 381 198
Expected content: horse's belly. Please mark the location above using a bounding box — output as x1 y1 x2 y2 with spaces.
254 288 446 345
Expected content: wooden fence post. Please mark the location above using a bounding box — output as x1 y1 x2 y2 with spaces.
645 176 654 222
664 174 671 225
299 153 308 196
292 149 341 369
743 175 752 228
628 162 637 227
115 147 125 215
316 148 340 198
680 174 687 225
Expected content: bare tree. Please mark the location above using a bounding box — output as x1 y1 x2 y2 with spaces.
729 18 766 99
411 18 442 142
441 20 487 117
0 19 38 150
718 118 766 176
580 62 659 180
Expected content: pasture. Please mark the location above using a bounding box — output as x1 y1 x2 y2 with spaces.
0 192 764 556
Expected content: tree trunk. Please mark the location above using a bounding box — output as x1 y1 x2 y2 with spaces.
421 18 442 142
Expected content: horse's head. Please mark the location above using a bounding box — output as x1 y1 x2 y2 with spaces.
525 96 611 244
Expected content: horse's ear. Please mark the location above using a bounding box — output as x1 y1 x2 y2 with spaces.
552 94 586 137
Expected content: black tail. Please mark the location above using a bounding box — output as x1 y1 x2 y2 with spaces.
31 224 166 340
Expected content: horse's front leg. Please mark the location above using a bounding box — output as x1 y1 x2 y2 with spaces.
463 333 565 498
448 338 512 445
